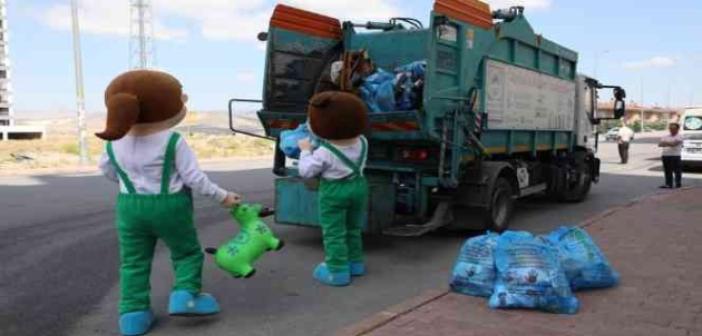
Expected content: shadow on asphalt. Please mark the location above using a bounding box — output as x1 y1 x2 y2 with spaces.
648 165 702 174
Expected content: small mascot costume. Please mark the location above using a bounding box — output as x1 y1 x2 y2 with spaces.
97 70 232 336
297 91 369 286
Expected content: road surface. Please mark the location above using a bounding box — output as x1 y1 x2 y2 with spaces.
1 136 700 336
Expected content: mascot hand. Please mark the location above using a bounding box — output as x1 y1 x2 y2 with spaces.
298 138 311 151
221 192 242 208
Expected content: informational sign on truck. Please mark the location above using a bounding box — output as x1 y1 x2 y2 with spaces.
486 60 576 131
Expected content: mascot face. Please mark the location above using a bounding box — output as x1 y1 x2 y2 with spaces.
96 70 188 141
307 91 368 140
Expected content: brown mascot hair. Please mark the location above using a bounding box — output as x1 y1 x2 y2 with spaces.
307 91 368 140
96 70 184 141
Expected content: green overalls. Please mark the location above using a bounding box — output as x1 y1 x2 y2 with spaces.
107 133 203 314
317 137 368 273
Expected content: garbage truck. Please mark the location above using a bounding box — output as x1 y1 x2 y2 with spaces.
228 0 627 236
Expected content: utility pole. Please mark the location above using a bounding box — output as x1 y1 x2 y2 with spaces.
593 50 609 78
691 92 695 107
129 0 155 69
70 0 88 164
640 75 646 133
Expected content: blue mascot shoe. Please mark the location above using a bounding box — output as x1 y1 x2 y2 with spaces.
119 310 155 336
350 261 366 277
168 290 220 316
313 263 351 286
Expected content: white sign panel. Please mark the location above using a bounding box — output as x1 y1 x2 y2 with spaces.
485 60 576 130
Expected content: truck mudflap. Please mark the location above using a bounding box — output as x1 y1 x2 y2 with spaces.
274 176 396 234
592 157 601 183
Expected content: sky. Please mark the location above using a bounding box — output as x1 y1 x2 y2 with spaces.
7 0 702 117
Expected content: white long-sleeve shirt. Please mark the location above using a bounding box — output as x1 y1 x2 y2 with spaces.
617 126 634 142
298 137 366 180
660 133 684 156
99 130 228 202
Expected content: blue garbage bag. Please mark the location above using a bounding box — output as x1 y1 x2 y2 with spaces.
394 61 426 111
394 61 426 80
449 232 499 297
359 69 396 113
489 231 579 314
279 123 318 159
544 226 620 290
393 73 414 111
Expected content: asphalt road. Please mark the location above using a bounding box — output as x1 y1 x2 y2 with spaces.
2 136 701 336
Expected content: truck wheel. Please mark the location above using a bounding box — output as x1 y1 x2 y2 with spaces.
484 178 515 232
558 162 592 203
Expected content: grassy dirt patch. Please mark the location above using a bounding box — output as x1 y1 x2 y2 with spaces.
0 133 273 171
1 114 274 172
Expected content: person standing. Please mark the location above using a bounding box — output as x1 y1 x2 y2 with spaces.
617 123 635 164
659 122 684 189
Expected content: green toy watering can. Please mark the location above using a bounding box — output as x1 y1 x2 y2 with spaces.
205 204 284 278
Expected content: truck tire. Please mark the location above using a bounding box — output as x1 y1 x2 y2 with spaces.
558 158 592 203
484 177 515 232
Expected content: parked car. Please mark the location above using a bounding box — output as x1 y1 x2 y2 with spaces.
680 107 702 167
605 127 620 141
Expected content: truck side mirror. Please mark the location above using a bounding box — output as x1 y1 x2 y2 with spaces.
613 87 626 119
613 100 625 119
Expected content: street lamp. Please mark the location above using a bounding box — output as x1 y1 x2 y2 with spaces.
593 50 610 78
70 0 88 164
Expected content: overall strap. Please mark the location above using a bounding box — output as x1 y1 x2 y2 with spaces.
357 136 368 174
320 137 367 178
160 132 181 195
106 141 137 194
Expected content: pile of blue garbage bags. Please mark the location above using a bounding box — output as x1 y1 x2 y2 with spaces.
449 226 620 314
359 61 426 113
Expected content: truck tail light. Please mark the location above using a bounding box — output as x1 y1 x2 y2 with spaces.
400 148 429 161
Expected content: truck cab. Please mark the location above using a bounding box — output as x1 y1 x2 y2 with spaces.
681 107 702 165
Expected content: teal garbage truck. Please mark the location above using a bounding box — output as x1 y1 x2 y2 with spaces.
228 0 626 236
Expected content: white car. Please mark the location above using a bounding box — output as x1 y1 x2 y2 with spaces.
681 108 702 166
604 127 620 141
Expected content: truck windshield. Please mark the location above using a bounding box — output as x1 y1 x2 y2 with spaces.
684 116 702 131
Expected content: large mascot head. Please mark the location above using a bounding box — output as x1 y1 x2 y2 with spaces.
96 70 187 140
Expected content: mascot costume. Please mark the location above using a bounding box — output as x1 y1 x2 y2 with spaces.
97 70 240 336
296 91 370 286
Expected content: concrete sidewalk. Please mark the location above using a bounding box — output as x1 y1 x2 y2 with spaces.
338 188 702 336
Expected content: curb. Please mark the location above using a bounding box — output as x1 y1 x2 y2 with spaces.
337 187 698 336
334 289 449 336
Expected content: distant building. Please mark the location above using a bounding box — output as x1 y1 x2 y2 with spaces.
0 0 44 140
598 100 680 125
0 0 11 127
